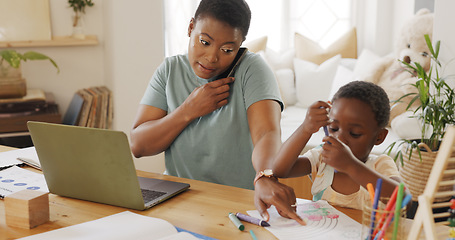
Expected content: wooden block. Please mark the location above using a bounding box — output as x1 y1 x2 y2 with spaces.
5 190 49 229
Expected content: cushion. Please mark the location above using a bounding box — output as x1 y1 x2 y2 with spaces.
243 36 267 53
294 55 341 107
340 58 357 71
353 49 382 80
259 48 295 71
295 28 357 65
328 65 355 100
275 68 297 106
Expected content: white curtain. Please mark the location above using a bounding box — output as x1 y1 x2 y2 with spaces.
164 0 354 56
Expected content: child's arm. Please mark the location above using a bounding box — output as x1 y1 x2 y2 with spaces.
273 101 331 178
320 136 405 199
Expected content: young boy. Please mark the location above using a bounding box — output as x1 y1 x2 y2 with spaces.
130 0 283 190
255 81 404 223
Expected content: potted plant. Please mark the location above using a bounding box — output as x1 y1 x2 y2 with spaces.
385 34 455 212
68 0 95 39
0 49 59 98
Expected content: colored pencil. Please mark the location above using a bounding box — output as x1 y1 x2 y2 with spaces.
392 183 404 240
372 186 399 236
367 183 375 205
369 178 382 240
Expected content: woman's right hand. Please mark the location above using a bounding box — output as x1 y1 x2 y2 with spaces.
254 177 307 225
181 77 235 120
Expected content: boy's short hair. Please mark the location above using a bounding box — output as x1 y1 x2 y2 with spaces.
194 0 251 41
332 81 390 128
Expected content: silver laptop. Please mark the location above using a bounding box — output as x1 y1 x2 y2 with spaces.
27 121 190 210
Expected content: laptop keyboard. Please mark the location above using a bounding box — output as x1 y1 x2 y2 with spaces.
141 189 167 202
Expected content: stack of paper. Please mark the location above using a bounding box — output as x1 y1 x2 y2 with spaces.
0 146 39 169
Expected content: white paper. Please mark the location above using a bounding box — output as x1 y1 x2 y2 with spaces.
0 146 40 169
18 211 200 240
16 146 41 169
247 199 362 240
0 147 25 168
0 166 48 198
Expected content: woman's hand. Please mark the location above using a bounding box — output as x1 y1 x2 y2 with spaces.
254 177 307 225
181 77 234 120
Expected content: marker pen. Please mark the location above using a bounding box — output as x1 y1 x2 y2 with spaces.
229 212 244 231
236 212 270 227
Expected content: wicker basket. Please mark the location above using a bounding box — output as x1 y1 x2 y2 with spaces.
399 142 455 202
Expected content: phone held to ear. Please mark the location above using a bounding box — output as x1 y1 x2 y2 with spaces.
217 47 248 79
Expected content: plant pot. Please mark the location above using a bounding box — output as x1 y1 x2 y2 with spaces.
399 141 455 202
0 62 26 98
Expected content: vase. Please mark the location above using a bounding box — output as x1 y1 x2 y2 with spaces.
71 12 86 40
0 62 26 98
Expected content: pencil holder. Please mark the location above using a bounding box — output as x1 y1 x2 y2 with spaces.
361 202 406 240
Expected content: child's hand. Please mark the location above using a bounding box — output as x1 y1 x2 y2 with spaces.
302 101 331 134
320 136 360 173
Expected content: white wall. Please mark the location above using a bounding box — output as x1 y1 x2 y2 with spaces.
355 0 415 56
22 0 105 116
434 0 455 88
103 0 166 173
18 0 166 173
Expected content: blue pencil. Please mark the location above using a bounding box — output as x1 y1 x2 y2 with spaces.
369 178 382 240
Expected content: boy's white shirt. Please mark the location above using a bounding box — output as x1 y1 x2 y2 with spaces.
304 146 400 209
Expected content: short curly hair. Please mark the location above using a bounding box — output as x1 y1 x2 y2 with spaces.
194 0 251 41
331 81 390 128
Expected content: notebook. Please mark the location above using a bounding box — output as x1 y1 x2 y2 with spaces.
27 121 190 210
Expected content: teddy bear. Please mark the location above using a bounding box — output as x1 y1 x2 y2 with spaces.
363 8 434 125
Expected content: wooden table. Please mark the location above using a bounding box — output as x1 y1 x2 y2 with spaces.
0 145 362 240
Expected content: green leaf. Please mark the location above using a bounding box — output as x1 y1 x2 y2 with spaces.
23 51 59 73
0 50 59 73
0 50 24 68
425 34 435 57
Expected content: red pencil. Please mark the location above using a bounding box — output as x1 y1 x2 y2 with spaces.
372 186 399 236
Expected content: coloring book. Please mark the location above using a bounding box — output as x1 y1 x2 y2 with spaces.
247 199 362 240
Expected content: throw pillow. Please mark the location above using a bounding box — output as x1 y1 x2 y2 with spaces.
243 36 267 53
295 28 357 65
275 68 297 106
294 55 341 107
260 48 295 71
328 65 355 100
353 49 382 81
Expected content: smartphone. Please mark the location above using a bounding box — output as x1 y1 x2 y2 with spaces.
217 47 248 79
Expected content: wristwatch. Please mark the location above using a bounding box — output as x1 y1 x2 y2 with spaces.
253 169 277 185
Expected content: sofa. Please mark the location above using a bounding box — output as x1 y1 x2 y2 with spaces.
244 30 401 158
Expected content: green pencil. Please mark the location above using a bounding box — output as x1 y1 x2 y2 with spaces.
392 183 404 240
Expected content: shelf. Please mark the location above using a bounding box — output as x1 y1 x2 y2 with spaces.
0 35 99 48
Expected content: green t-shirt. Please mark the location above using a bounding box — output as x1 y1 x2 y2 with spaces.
140 52 283 189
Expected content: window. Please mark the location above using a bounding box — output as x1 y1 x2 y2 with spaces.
164 0 353 56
